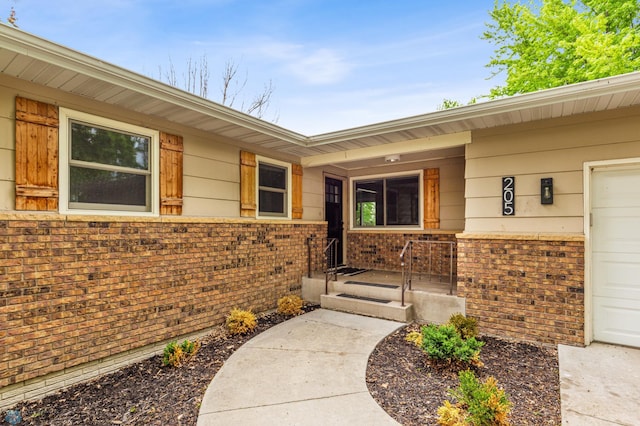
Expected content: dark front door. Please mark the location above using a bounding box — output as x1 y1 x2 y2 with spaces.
325 177 344 265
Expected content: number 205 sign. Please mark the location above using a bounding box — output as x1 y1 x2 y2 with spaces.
502 176 515 216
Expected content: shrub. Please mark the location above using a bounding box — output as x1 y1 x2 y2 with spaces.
405 330 423 347
448 313 478 339
421 324 484 366
226 308 257 335
162 339 200 367
438 369 511 426
277 295 304 316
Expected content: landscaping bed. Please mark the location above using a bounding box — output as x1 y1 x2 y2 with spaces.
6 311 560 425
366 323 562 425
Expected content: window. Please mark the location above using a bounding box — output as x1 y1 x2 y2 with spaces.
59 109 159 215
257 157 291 218
353 173 421 228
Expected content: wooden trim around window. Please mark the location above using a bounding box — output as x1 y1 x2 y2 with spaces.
240 151 257 217
15 97 59 211
292 163 303 219
423 168 440 229
160 132 183 215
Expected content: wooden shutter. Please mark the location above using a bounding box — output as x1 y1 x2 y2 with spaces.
15 97 59 211
240 151 256 217
160 132 183 215
292 164 303 219
423 168 440 229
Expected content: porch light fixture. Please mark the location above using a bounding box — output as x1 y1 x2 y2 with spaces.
385 154 400 163
541 177 553 204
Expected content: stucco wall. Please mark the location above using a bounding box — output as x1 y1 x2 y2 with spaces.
465 106 640 234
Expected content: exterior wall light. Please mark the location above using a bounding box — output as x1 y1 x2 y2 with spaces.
541 177 553 204
385 154 400 163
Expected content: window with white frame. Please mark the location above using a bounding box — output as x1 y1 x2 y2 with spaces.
353 173 421 227
257 157 291 218
59 108 159 215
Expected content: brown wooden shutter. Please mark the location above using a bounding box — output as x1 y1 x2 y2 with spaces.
292 164 303 219
240 151 256 217
423 168 440 229
15 97 59 211
160 132 183 215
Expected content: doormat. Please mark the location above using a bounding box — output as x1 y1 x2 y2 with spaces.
335 266 369 276
344 280 399 289
336 293 391 304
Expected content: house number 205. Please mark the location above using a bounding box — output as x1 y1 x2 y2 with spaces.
502 176 515 216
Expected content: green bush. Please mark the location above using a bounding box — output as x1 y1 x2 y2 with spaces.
162 339 200 367
448 313 478 339
421 324 484 366
226 308 257 335
438 369 511 426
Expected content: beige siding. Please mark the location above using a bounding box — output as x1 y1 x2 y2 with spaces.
347 156 465 231
466 106 640 233
0 75 299 218
302 167 324 221
0 95 14 209
0 181 12 210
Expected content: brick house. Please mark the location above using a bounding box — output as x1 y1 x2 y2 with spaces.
1 26 640 406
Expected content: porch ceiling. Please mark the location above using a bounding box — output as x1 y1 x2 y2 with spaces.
2 26 640 164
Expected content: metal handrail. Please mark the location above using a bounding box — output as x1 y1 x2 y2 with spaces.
399 240 412 306
324 238 338 295
400 239 457 301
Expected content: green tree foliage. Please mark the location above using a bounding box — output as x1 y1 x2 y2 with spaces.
437 98 478 110
484 0 640 97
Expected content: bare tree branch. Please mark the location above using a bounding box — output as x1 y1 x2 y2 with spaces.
159 56 276 120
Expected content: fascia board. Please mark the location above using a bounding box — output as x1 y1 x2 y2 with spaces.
0 25 308 146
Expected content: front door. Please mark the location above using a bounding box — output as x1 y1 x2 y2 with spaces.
325 177 344 265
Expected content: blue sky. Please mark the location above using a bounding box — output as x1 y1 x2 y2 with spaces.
13 1 504 134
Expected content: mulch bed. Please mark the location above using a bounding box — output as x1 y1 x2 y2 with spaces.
6 312 561 425
366 323 562 425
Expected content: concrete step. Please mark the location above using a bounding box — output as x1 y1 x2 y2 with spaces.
330 280 403 301
320 291 414 323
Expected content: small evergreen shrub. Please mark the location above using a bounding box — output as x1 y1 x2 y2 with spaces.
421 324 484 366
438 369 511 426
162 339 200 367
277 295 304 316
226 308 257 335
448 313 478 339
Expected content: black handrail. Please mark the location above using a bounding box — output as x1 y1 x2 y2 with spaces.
400 239 457 303
400 240 412 306
324 238 338 295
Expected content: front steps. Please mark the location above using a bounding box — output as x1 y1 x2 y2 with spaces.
319 279 414 322
302 275 465 324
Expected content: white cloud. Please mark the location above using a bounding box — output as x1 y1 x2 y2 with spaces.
285 48 352 85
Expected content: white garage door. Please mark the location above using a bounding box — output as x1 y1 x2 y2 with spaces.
592 165 640 347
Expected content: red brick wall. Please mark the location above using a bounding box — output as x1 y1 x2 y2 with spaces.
346 231 457 276
0 216 326 388
457 235 584 346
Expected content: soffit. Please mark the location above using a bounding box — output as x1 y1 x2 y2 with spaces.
1 26 640 163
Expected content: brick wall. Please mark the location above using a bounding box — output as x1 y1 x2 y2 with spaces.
347 231 457 276
0 215 326 394
457 235 584 346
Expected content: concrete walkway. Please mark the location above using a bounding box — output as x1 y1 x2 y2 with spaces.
559 343 640 425
197 309 403 425
198 308 640 425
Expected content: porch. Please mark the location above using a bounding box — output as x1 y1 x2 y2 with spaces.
302 268 465 324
